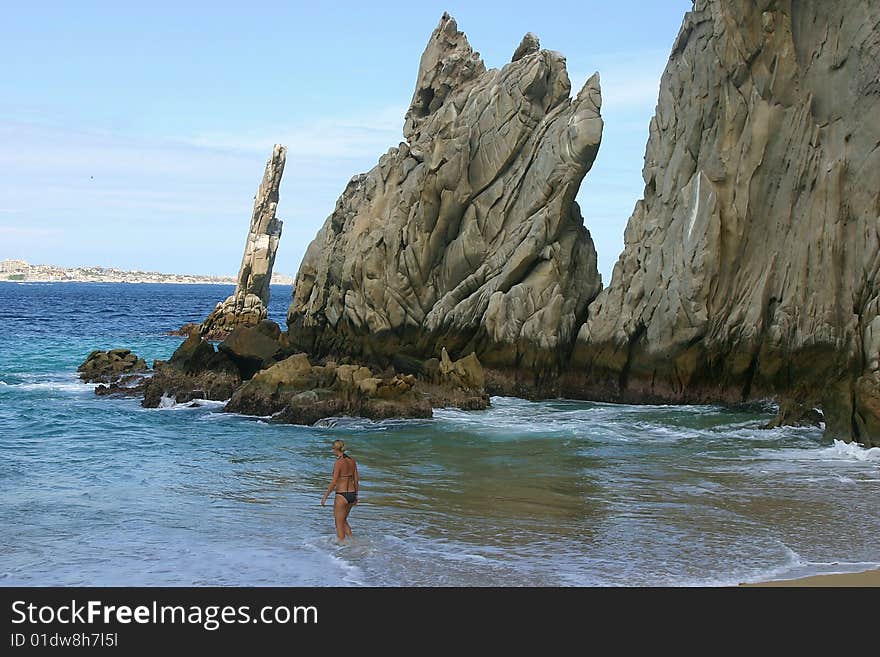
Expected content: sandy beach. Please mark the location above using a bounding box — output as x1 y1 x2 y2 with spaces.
743 568 880 587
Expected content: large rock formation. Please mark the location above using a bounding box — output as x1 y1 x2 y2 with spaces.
199 144 287 339
287 14 603 385
82 7 880 441
567 0 880 445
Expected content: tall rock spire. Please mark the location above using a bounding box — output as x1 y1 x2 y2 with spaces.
200 144 287 339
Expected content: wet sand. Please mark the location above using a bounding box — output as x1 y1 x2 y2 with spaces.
742 568 880 587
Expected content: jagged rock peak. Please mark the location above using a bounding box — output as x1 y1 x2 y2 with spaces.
198 144 287 339
512 32 540 62
288 16 604 382
403 13 486 142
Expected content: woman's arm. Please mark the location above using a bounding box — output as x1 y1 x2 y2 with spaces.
320 461 340 506
353 461 360 503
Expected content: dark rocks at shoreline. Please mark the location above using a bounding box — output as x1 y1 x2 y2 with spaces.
167 322 200 338
141 363 240 408
763 400 825 430
94 373 151 399
854 373 880 441
121 321 489 422
77 349 148 384
225 348 488 425
141 332 243 408
226 356 435 424
167 333 221 372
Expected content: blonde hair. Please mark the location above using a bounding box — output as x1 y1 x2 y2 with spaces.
332 439 346 453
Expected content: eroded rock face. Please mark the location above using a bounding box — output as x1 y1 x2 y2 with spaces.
567 0 880 445
287 14 603 381
199 144 287 339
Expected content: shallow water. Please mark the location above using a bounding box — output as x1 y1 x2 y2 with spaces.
1 282 879 586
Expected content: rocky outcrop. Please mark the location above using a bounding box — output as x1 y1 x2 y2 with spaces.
142 320 290 408
217 320 284 379
78 349 148 384
142 329 488 421
167 322 200 338
142 362 240 408
94 374 151 398
141 334 242 408
198 144 287 340
566 0 880 445
225 349 488 425
287 13 603 384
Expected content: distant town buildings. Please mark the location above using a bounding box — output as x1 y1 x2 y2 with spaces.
0 259 295 285
0 259 28 273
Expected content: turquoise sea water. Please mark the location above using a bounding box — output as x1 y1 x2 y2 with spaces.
1 281 879 586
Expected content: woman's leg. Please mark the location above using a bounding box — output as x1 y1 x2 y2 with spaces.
333 495 348 541
343 501 353 537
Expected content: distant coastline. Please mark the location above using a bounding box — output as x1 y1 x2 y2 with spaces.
0 259 295 285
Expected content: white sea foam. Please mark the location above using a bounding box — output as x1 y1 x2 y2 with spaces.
302 535 366 585
154 396 228 411
823 439 880 462
0 379 95 393
696 545 808 587
157 394 176 408
756 439 880 464
326 551 366 586
434 397 748 441
439 551 491 564
310 415 430 431
310 416 350 429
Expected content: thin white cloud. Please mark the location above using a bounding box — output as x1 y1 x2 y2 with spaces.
179 105 407 158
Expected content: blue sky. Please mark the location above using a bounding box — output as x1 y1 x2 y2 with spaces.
0 0 692 281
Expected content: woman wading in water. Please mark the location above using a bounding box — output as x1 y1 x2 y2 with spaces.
320 439 359 541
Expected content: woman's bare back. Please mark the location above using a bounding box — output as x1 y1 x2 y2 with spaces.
335 456 357 493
